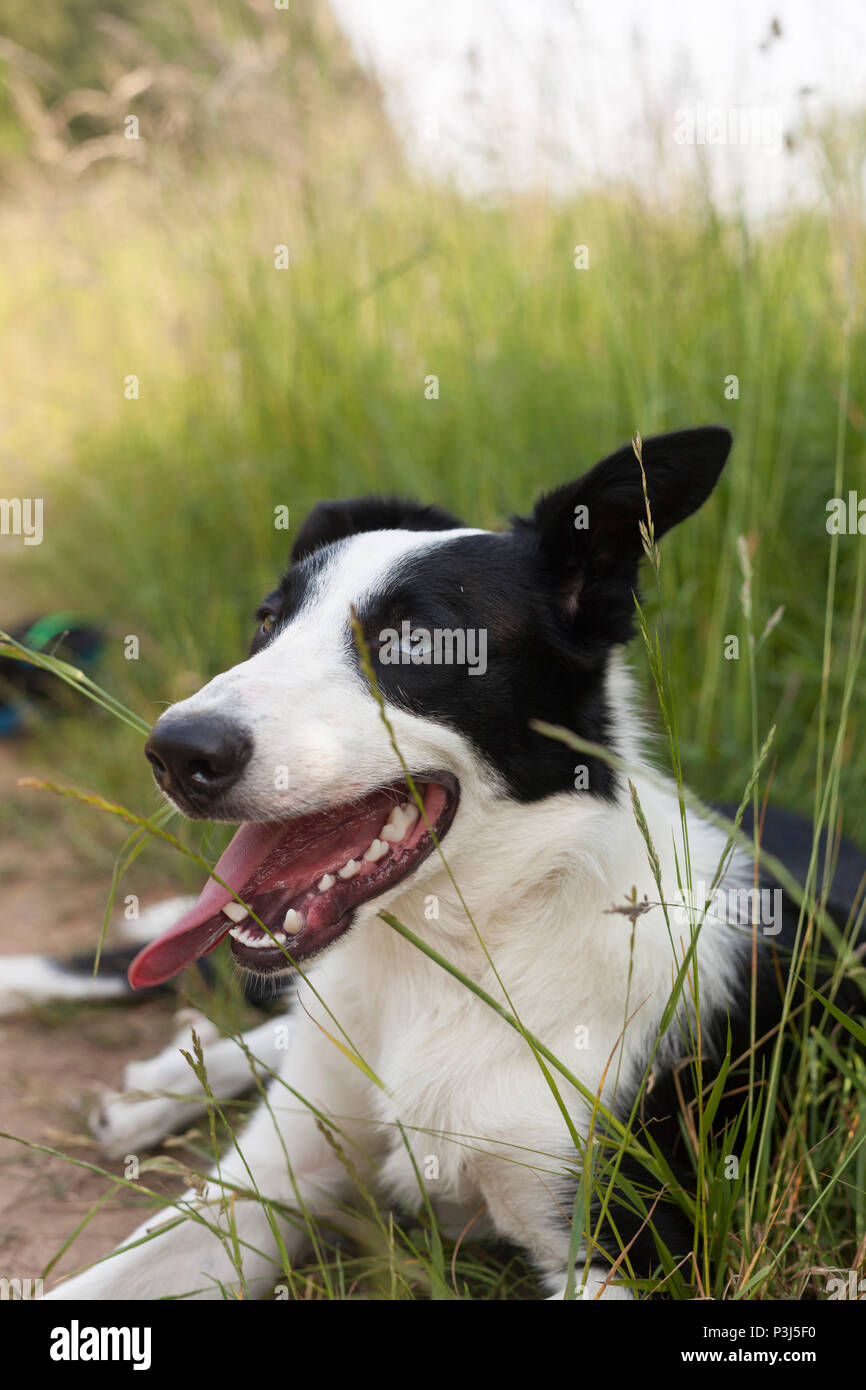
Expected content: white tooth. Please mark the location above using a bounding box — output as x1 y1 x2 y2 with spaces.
338 859 360 880
273 931 287 945
223 902 249 923
283 908 303 932
363 838 389 862
381 802 418 842
249 935 270 949
317 873 336 891
229 925 244 941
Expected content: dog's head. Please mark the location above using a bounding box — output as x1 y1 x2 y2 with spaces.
130 426 731 986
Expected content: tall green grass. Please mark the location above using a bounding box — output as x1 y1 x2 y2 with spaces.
3 168 864 863
1 0 864 1300
3 542 864 1300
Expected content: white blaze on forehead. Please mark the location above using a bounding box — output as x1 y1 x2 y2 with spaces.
288 525 489 631
176 524 488 708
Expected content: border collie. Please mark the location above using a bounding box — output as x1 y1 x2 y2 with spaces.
43 426 864 1301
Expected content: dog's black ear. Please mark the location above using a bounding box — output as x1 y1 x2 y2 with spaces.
291 496 464 564
521 427 732 647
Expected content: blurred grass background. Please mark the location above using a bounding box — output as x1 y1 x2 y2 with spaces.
0 0 864 874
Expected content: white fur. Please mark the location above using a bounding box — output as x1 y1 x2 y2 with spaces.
0 957 129 1017
46 527 750 1301
91 1013 283 1158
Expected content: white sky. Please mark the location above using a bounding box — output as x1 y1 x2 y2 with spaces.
329 0 866 214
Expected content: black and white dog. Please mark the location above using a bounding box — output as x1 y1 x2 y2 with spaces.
41 426 864 1300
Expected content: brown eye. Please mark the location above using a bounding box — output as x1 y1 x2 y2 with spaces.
260 612 277 635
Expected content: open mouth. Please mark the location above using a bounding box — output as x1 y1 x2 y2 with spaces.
128 773 459 987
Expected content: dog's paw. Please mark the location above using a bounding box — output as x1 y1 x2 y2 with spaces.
90 1010 218 1157
90 1090 194 1159
545 1265 634 1301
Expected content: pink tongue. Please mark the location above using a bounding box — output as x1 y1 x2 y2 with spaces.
128 822 289 988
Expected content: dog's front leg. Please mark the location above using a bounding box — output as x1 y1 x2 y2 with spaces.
47 1087 351 1300
473 1148 634 1302
91 1015 285 1158
46 1015 374 1301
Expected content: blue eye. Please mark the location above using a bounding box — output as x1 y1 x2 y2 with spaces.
399 628 432 658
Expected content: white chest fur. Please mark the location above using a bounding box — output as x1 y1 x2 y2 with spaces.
299 777 750 1242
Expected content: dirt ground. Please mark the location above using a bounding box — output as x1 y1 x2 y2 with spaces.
0 741 189 1292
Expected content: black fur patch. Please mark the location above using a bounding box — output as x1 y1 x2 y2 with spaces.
62 947 160 988
290 496 464 565
515 426 732 654
356 530 618 801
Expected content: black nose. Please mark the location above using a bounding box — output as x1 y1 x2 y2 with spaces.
145 715 252 809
